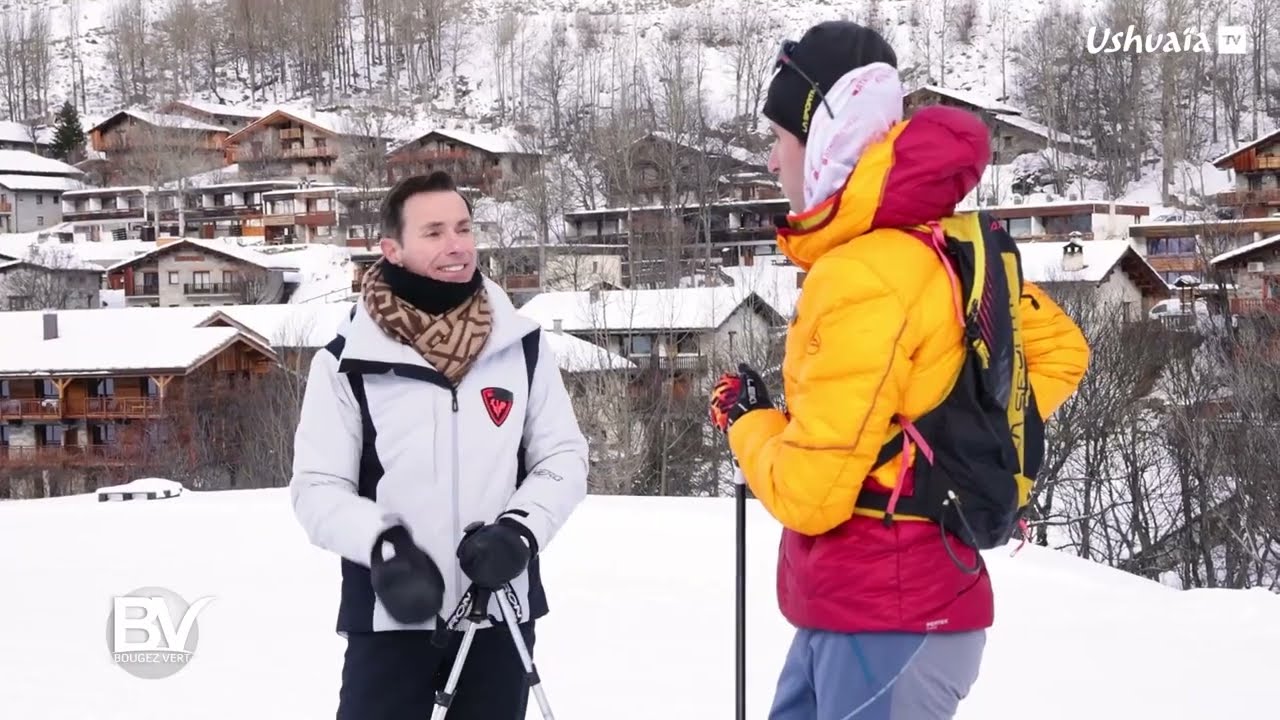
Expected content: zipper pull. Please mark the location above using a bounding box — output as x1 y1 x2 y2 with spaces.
450 387 458 412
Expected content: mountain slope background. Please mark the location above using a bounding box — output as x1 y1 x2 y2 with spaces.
1 0 1277 208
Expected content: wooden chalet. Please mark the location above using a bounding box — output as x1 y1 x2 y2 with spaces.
904 85 1092 163
1212 128 1280 219
1129 216 1280 285
385 129 541 196
221 109 388 183
1209 233 1280 316
158 100 267 134
87 110 230 184
0 311 276 475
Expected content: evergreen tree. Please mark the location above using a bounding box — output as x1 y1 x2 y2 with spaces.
51 101 86 163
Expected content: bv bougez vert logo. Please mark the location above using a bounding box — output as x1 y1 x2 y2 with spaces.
1086 24 1248 54
106 586 215 679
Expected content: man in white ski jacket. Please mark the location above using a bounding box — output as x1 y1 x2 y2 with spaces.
290 171 589 720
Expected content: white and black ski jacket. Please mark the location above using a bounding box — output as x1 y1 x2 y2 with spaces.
290 278 590 634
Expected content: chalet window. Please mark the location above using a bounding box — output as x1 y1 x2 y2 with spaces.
0 380 8 397
315 138 326 149
1043 214 1091 235
674 335 699 354
146 378 160 397
223 270 235 284
7 296 31 311
39 380 57 398
0 425 8 446
36 194 43 205
37 424 64 446
36 216 43 226
1148 237 1196 256
168 271 179 285
1266 277 1280 299
192 271 211 289
623 335 654 355
1004 218 1033 237
92 423 117 445
91 379 115 397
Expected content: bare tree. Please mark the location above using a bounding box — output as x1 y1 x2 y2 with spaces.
1 244 100 310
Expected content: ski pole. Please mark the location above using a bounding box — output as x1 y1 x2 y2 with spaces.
431 586 491 720
495 586 555 720
735 465 746 720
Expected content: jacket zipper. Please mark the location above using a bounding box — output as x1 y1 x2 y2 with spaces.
449 385 463 602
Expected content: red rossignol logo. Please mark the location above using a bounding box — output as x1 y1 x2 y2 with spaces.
481 387 514 426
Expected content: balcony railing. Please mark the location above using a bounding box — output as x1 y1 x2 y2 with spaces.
69 396 163 419
628 353 707 371
0 398 62 420
184 282 243 295
1215 188 1280 206
127 282 160 297
1230 298 1280 315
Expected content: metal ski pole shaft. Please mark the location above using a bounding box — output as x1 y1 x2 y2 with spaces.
430 586 492 720
734 465 747 720
495 587 555 720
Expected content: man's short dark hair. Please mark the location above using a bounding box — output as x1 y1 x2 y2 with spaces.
379 171 473 241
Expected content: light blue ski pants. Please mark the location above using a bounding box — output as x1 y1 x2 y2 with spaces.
767 629 985 720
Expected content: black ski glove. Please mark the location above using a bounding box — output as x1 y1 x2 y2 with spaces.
457 517 536 590
370 524 445 624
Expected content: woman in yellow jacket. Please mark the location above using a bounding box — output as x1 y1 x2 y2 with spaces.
707 21 1089 720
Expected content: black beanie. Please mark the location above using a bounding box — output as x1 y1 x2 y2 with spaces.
762 21 898 143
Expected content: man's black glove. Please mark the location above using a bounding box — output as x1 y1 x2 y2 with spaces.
709 363 775 432
370 524 445 624
457 517 535 590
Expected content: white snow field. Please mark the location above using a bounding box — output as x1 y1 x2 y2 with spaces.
1 488 1278 719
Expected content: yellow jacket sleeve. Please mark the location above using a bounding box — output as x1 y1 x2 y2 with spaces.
1020 281 1090 419
727 257 912 536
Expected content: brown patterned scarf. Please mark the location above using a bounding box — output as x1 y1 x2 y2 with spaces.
360 259 493 385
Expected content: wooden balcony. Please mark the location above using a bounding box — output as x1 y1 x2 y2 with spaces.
262 213 295 226
0 396 164 420
73 396 162 418
388 148 472 164
0 398 63 420
126 282 160 297
1215 187 1280 206
295 210 337 226
279 128 304 140
0 444 139 467
1230 298 1280 315
184 282 243 296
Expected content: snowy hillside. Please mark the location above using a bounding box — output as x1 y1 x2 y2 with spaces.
1 487 1278 718
0 0 1271 212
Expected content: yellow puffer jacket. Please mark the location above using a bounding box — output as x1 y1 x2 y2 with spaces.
728 107 1091 538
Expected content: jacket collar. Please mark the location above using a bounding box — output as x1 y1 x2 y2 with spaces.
338 276 539 369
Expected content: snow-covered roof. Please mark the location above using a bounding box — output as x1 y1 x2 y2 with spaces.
163 100 267 120
642 131 765 167
393 127 536 156
1018 239 1158 286
0 121 53 146
718 261 804 319
91 109 228 134
0 150 84 177
1211 127 1280 167
541 330 636 373
518 286 778 332
1210 233 1280 266
106 238 302 272
995 114 1091 147
224 107 392 145
906 84 1022 115
0 174 85 192
0 325 263 378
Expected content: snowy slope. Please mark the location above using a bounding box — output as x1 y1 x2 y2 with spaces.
0 488 1277 719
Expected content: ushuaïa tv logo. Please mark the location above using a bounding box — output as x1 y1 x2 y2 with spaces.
1086 25 1248 54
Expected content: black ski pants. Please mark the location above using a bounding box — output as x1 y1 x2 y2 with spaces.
336 621 535 720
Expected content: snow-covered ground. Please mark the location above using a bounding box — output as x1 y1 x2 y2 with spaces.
1 488 1277 718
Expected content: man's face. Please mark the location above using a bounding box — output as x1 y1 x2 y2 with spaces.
379 190 476 282
767 121 806 212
